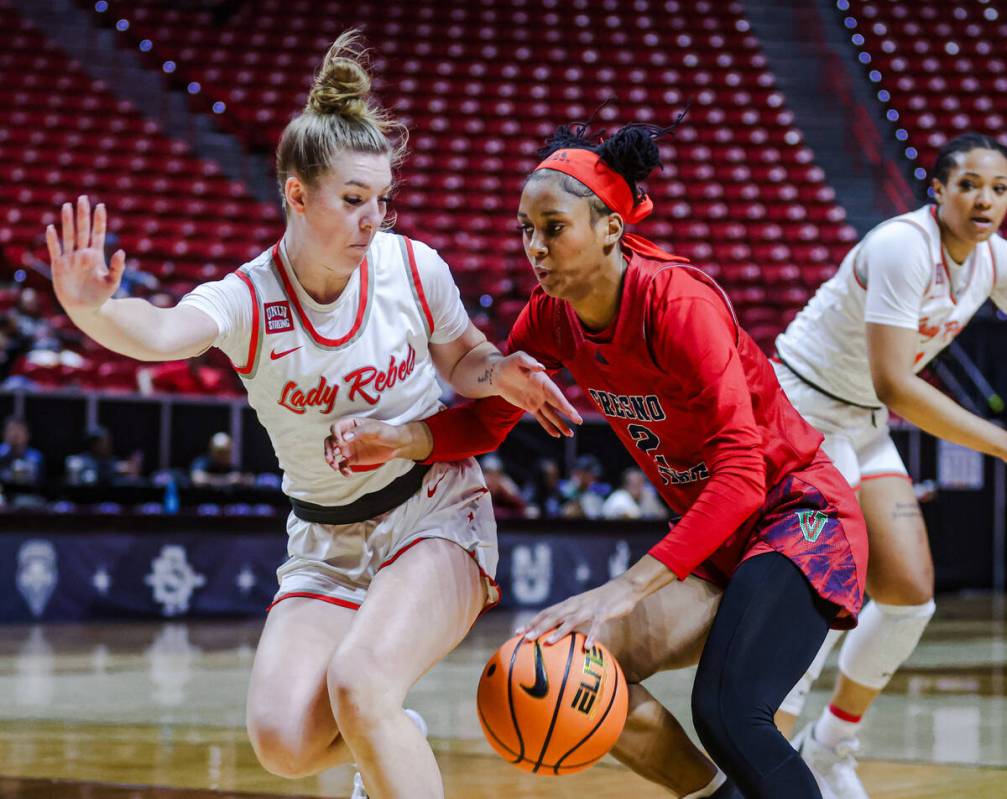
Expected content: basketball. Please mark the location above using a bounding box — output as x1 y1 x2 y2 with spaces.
476 631 629 775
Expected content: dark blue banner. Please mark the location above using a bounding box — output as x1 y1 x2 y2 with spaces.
0 528 658 622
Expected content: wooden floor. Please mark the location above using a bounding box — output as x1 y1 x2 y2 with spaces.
1 597 1005 798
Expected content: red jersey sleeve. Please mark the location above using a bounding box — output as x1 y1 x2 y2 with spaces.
646 295 767 579
422 297 561 462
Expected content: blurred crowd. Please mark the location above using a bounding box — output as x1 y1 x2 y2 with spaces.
0 410 668 521
480 452 668 522
0 258 240 396
0 412 270 513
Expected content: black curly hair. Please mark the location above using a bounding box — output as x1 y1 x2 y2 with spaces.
526 105 689 221
931 132 1007 185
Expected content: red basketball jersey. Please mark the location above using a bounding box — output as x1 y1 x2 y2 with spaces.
423 252 866 621
506 253 827 578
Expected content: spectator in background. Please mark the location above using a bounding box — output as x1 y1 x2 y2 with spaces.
0 310 31 382
523 457 565 518
602 467 668 520
560 453 610 519
65 425 143 485
190 432 254 488
478 453 527 518
0 415 44 488
13 287 45 340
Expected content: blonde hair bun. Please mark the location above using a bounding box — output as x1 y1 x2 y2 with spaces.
306 30 373 119
276 28 407 212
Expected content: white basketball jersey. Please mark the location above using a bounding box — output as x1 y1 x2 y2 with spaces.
776 205 1007 407
180 231 469 506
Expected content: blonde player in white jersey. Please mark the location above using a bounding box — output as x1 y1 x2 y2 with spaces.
44 32 581 799
772 132 1007 799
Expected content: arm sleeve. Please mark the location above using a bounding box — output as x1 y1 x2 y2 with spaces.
990 237 1007 312
421 298 561 462
409 239 470 344
645 296 768 579
861 223 932 330
421 395 526 462
177 272 252 365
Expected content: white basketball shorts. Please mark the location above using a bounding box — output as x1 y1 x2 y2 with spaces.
773 361 909 490
272 457 500 612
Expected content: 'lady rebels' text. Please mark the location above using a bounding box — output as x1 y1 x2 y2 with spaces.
277 345 417 414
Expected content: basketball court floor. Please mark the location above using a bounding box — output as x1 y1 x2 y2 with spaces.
0 596 1004 798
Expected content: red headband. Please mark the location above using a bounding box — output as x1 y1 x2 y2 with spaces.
535 148 654 224
533 147 684 263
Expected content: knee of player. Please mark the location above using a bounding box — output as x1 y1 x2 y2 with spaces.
870 570 935 606
838 598 936 690
246 713 323 779
690 674 729 742
327 649 393 725
692 672 766 744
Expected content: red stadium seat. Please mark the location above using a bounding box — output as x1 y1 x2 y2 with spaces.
0 0 860 379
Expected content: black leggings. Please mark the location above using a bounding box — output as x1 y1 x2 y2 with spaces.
691 553 838 799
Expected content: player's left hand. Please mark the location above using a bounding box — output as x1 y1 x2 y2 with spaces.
493 352 583 438
515 577 642 651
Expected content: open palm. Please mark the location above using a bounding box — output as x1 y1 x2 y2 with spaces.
46 195 126 314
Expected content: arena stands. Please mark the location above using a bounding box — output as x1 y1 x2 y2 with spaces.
86 0 858 356
0 0 281 390
842 0 1007 184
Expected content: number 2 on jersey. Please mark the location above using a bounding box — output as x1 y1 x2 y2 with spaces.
628 424 710 487
628 424 674 485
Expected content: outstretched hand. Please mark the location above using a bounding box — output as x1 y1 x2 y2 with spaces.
46 195 126 315
492 351 583 437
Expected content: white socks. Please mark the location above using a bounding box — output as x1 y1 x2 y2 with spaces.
814 706 862 748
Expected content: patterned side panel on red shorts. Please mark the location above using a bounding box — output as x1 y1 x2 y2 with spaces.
750 468 866 628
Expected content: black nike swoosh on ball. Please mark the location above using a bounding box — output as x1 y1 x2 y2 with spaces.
520 641 550 699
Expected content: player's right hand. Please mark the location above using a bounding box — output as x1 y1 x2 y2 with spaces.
324 417 418 476
46 195 126 315
493 351 583 438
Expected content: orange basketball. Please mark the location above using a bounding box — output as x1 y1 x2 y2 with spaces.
476 631 628 775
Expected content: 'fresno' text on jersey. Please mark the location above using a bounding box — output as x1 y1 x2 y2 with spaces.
588 389 667 422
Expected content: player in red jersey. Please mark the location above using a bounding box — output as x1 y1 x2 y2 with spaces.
324 120 869 798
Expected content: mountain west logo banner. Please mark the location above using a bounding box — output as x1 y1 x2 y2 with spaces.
16 539 58 617
796 510 828 543
145 545 207 616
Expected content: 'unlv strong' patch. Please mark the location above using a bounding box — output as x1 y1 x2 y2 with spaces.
264 302 293 334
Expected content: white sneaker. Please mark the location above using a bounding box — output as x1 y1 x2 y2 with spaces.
793 723 870 799
404 707 429 738
349 771 369 799
349 708 428 799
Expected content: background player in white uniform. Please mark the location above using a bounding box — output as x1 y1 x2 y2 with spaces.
44 32 580 799
772 132 1007 798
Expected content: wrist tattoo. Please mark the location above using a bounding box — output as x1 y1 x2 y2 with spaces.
476 366 494 385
